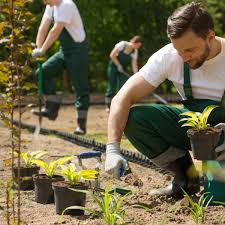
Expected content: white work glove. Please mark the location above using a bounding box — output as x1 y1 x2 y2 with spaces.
214 123 225 160
117 64 124 73
105 142 128 179
32 48 44 58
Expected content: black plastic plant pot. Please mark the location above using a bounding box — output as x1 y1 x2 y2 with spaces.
187 127 222 160
16 177 35 190
52 181 87 216
13 166 40 191
13 166 40 178
33 174 64 204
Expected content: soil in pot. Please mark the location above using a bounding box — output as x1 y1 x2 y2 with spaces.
13 166 40 190
187 127 222 160
52 181 87 215
33 174 64 204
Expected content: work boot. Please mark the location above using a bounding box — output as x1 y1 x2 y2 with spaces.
105 102 111 113
31 101 60 120
74 118 87 135
105 97 112 113
149 151 200 198
74 110 88 135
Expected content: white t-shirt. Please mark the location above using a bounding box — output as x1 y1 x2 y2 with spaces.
115 41 138 60
43 0 85 42
139 37 225 101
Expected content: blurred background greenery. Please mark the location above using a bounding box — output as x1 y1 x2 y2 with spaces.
1 0 225 94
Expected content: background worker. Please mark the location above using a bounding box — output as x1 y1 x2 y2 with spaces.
105 2 225 198
105 36 143 111
32 0 89 135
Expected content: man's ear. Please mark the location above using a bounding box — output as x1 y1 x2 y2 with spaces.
207 30 215 42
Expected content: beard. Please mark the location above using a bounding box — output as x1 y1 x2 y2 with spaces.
187 44 210 69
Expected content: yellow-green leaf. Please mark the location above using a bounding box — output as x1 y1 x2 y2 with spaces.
202 105 218 124
181 122 198 128
180 111 197 117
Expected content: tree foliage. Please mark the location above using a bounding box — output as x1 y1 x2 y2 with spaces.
0 0 36 224
1 0 225 93
76 0 225 92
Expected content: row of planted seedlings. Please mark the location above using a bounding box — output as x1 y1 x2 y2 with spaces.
12 150 132 225
0 0 177 221
12 105 225 224
13 151 98 216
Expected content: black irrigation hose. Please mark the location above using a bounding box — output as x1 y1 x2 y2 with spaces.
13 121 170 175
19 94 181 107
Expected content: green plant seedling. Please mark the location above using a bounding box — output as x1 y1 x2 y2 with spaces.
179 105 218 130
32 156 73 178
14 150 47 167
62 181 132 225
131 203 152 213
182 190 213 224
59 163 97 185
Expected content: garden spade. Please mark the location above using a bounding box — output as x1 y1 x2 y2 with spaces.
122 71 168 104
34 61 43 136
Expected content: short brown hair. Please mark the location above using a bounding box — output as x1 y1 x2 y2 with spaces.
167 1 214 39
130 35 143 43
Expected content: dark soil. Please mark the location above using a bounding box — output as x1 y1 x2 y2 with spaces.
0 105 225 225
187 127 222 136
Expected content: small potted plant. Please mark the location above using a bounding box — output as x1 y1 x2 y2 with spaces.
32 156 73 204
62 180 132 224
179 105 222 160
52 163 97 215
13 150 46 190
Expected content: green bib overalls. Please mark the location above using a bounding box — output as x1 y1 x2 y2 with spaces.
105 48 133 104
37 28 89 111
124 64 225 159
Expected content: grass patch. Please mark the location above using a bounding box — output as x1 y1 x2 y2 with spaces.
85 132 107 143
85 132 136 151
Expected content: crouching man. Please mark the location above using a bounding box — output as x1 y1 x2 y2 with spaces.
105 2 225 198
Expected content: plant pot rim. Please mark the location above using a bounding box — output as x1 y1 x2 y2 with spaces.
16 176 33 180
52 181 87 189
13 166 40 169
33 174 63 180
187 127 222 132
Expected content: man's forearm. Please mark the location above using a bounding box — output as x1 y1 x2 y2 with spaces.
107 74 155 144
40 22 64 53
36 28 48 48
132 65 138 74
36 17 52 48
111 56 121 67
132 60 138 74
107 96 131 143
40 28 60 53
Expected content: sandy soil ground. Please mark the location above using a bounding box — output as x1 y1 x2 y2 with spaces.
0 105 225 225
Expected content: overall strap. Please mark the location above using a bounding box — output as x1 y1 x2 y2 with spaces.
52 7 54 21
220 90 225 108
122 42 134 55
183 63 193 100
220 38 225 108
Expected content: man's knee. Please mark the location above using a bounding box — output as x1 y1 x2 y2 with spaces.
125 104 159 128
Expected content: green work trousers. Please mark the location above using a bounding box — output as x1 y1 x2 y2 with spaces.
124 104 191 159
105 64 129 100
38 44 89 110
124 103 225 159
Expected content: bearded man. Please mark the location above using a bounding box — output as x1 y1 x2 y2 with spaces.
105 2 225 198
